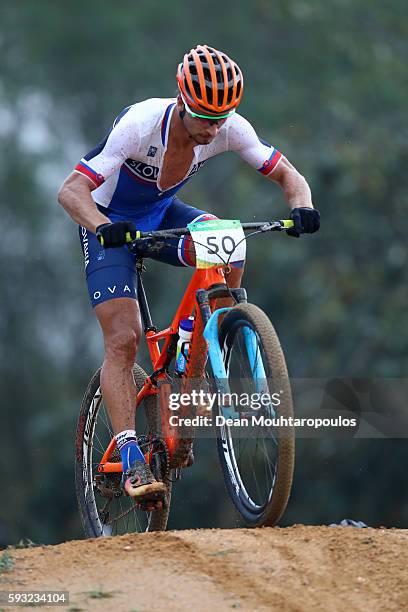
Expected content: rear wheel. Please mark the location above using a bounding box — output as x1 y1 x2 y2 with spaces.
75 363 172 536
216 303 295 527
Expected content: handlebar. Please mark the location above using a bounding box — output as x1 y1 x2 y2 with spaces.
125 219 294 244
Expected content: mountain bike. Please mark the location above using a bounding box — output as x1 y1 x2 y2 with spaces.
75 218 295 536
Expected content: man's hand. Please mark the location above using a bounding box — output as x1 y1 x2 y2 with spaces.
96 220 138 248
287 207 320 238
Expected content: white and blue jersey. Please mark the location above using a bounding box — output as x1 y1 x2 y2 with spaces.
76 98 283 307
75 98 282 231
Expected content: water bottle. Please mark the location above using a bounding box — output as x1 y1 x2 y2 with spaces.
175 316 194 374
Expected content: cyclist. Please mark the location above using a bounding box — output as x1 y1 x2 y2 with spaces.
58 44 320 510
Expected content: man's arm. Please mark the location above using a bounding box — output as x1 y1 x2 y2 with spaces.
267 155 314 210
58 104 142 234
57 172 111 233
267 155 319 236
227 114 319 235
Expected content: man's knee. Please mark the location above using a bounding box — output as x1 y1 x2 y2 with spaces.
104 327 139 363
95 298 142 365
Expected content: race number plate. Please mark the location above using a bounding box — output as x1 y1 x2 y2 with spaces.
187 219 246 269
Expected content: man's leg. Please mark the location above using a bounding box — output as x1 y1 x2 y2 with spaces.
95 297 166 506
79 226 166 507
95 297 141 434
215 265 244 308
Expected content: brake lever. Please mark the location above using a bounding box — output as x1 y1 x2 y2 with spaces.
259 221 283 232
260 220 294 232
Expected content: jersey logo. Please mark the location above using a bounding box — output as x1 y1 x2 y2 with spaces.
124 158 206 185
125 159 159 183
147 146 157 157
187 160 206 177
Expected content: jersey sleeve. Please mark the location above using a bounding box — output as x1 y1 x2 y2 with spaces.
74 108 142 188
227 114 283 176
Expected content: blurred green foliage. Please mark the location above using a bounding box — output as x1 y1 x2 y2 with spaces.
0 0 407 544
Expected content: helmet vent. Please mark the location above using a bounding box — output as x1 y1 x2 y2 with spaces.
192 77 202 99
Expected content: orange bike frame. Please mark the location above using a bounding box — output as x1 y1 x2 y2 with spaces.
97 265 227 474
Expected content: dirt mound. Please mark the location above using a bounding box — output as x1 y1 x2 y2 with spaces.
2 525 408 611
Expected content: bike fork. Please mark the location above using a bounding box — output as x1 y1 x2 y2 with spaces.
196 286 247 420
198 286 271 419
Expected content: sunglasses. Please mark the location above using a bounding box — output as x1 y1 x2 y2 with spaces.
181 94 235 121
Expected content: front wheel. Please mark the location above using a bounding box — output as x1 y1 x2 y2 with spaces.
75 363 172 537
215 303 295 527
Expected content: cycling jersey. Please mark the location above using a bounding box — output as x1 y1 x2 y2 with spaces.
74 98 282 230
76 97 283 306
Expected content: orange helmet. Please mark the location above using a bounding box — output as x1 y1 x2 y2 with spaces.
177 45 244 119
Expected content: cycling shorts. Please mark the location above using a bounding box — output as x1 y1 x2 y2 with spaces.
79 197 217 307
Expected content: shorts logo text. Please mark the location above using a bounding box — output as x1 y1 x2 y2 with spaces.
81 227 89 269
93 284 135 301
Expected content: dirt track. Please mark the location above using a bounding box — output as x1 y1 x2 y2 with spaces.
2 525 408 611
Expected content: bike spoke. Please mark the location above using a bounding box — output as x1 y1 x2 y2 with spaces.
93 429 108 455
98 407 114 438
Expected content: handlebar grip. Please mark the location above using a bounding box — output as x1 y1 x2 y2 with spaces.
125 230 142 243
281 220 294 229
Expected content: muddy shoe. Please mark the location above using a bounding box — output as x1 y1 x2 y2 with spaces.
123 460 167 508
